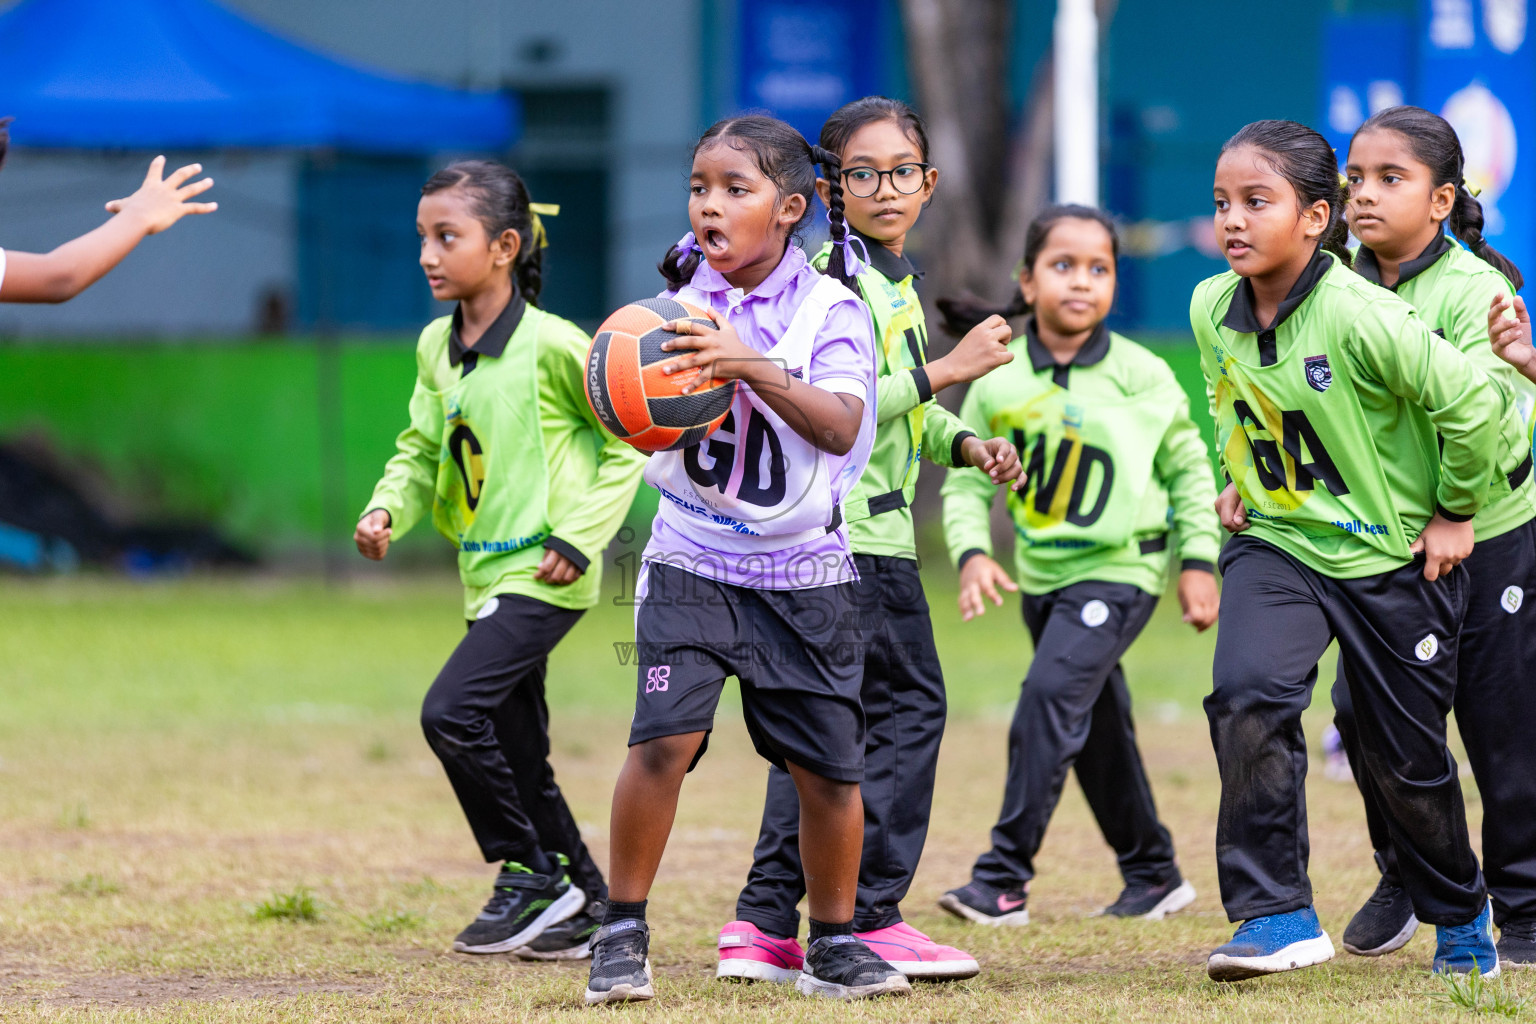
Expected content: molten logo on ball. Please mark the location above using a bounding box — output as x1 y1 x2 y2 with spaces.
584 297 738 452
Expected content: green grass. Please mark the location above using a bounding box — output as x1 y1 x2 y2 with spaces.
0 569 1521 1022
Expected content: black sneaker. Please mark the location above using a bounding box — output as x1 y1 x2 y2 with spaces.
1103 874 1197 920
938 880 1029 926
451 863 585 954
794 935 911 1000
1498 918 1536 969
1341 876 1419 956
518 898 605 961
584 919 654 1004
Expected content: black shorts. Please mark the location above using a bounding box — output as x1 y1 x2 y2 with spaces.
628 561 867 782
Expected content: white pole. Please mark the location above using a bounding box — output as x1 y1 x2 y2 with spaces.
1054 0 1099 206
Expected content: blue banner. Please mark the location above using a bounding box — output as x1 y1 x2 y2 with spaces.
1419 0 1533 286
735 0 884 144
1320 14 1414 156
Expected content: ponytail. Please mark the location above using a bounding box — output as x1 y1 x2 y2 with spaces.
1322 177 1355 268
1354 105 1522 289
936 292 1028 337
810 144 855 290
1450 178 1524 290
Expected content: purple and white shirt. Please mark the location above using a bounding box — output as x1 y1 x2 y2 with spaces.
642 244 877 590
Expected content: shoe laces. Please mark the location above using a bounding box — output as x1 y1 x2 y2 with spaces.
1503 919 1536 942
595 924 648 971
1439 914 1488 946
1366 878 1407 908
1231 914 1276 942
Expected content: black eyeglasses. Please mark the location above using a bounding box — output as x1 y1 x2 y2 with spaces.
839 163 932 198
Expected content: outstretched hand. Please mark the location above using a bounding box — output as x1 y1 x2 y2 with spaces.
104 156 217 235
1489 293 1536 382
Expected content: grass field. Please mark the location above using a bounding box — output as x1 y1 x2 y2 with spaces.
0 569 1528 1022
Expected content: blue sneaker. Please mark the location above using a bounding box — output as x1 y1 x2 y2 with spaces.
1207 907 1336 981
1434 900 1500 977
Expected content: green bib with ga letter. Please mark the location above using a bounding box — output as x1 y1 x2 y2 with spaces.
993 375 1177 558
418 316 554 587
1193 313 1416 564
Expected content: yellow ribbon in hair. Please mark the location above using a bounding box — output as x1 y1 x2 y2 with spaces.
1338 172 1349 189
529 202 560 249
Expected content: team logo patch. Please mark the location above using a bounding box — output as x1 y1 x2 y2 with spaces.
645 665 671 693
1415 634 1439 661
1502 586 1525 613
1081 599 1110 628
1304 355 1332 393
476 597 500 620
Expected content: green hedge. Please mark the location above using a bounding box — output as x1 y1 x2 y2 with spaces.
0 336 1209 555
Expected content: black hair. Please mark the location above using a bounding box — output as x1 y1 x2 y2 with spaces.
0 117 11 173
818 95 930 166
421 160 544 306
937 204 1119 335
1219 119 1353 268
1352 104 1523 290
658 114 849 290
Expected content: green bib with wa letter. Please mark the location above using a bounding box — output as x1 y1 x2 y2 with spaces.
994 376 1178 558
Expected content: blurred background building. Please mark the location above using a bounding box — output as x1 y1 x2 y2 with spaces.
0 0 1527 568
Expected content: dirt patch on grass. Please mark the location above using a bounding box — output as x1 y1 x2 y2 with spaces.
0 958 381 1008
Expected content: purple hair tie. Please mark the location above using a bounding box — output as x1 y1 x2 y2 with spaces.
677 231 704 255
824 211 870 275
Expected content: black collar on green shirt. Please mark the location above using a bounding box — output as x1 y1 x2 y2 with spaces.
852 227 922 283
1221 247 1331 366
1352 232 1452 291
449 291 526 373
1024 315 1110 388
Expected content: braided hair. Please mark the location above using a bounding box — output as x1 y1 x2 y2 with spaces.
1221 120 1354 268
937 205 1119 336
421 160 545 306
1352 105 1523 289
658 115 847 290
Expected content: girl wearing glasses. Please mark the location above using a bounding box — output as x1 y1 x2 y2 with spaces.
716 96 1021 986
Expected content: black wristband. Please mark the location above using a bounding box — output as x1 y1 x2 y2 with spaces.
957 547 987 571
951 431 978 467
1180 559 1216 574
1434 504 1475 524
543 535 591 573
911 366 934 405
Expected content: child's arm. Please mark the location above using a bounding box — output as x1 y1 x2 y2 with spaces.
538 325 649 583
1354 299 1506 579
1150 370 1222 631
1488 294 1536 384
355 367 440 561
661 307 866 455
923 401 1023 486
875 315 1012 426
942 383 1019 620
0 157 216 303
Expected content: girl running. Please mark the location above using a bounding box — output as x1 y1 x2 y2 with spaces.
357 161 644 961
1195 119 1521 981
1329 106 1536 969
583 115 907 1005
719 96 1019 985
935 205 1219 929
0 119 217 302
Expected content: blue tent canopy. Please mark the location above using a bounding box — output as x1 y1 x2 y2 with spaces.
0 0 517 152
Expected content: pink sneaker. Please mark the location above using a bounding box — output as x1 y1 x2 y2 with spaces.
855 921 980 980
716 920 804 984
